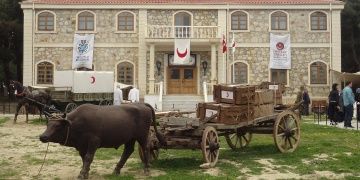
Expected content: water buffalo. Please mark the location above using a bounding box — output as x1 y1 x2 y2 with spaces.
39 103 163 179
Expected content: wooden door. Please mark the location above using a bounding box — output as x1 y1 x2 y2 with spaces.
168 67 197 94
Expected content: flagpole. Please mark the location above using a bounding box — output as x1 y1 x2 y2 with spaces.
232 32 235 84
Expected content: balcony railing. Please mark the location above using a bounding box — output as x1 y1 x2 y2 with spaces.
147 25 220 39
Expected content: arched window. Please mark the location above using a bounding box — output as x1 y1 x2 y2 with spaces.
117 11 135 31
231 62 248 84
271 11 288 31
37 62 54 84
77 11 95 31
310 61 327 84
231 11 248 31
117 62 134 85
310 12 327 31
38 11 55 31
174 11 192 38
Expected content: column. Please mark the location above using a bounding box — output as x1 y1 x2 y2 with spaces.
23 9 34 86
211 43 217 85
149 44 155 94
217 9 227 84
138 9 147 96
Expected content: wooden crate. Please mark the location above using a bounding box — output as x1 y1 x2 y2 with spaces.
254 104 274 118
257 82 285 97
255 90 274 105
197 102 254 125
213 85 255 105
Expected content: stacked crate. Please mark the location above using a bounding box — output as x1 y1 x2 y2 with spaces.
197 84 255 125
254 90 274 118
257 82 285 105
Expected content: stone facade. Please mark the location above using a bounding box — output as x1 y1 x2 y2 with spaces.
35 9 139 44
21 1 343 103
231 10 331 44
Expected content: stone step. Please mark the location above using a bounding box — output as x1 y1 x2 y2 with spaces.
162 95 204 111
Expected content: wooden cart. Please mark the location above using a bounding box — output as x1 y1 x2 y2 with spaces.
139 102 302 167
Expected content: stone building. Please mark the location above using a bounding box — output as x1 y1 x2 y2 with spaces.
21 0 344 110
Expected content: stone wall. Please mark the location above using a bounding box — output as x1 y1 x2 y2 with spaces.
147 10 218 26
231 10 330 43
34 47 139 85
35 9 139 44
231 47 330 98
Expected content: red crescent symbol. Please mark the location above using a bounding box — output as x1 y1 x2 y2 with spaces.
176 48 188 59
276 42 284 50
90 76 95 84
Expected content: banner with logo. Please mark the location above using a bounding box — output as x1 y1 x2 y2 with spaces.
72 34 95 69
173 39 192 65
269 33 291 69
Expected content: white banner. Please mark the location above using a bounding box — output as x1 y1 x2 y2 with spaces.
173 39 192 65
72 34 95 69
269 33 291 69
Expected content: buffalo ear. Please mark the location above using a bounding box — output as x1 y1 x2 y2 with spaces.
62 113 66 118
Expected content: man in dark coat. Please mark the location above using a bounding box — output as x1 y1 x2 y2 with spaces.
328 83 340 125
302 88 311 116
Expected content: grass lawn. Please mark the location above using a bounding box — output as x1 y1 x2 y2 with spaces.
96 116 360 179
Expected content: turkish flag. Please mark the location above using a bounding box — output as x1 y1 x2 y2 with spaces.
222 34 227 53
174 39 191 65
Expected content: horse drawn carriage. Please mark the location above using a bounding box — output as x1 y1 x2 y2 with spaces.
49 71 115 113
140 84 301 167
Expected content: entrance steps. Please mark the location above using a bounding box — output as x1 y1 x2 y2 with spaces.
162 95 204 111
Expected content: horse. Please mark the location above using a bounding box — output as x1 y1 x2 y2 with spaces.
9 81 52 123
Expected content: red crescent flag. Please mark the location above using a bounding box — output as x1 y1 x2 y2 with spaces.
174 39 191 65
222 34 227 54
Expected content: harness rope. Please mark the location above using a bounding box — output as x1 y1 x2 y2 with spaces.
36 123 71 177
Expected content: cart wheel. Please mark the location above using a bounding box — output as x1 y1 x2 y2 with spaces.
225 130 252 150
65 103 77 113
138 129 159 163
201 126 220 167
273 110 301 153
106 100 113 106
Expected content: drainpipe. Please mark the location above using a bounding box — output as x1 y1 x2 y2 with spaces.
32 2 35 86
329 2 333 90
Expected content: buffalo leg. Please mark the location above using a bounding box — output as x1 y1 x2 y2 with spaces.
113 140 135 175
78 141 99 179
138 138 150 175
13 103 22 123
78 150 86 176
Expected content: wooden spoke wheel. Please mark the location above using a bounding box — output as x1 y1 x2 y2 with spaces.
273 110 301 153
138 129 159 163
201 126 220 167
225 130 252 150
65 103 77 113
106 100 113 106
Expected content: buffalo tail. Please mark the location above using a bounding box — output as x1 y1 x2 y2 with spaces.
144 103 166 146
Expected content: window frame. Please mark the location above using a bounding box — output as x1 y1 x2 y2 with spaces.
230 10 250 32
269 69 289 86
76 10 96 33
309 11 328 32
230 61 249 85
173 10 193 38
36 61 54 85
115 11 136 33
36 10 56 33
308 61 328 85
116 61 136 86
269 10 289 32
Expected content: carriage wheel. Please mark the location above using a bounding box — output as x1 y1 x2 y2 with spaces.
138 129 159 163
201 126 220 167
106 100 113 106
225 130 252 150
65 103 77 113
273 110 301 153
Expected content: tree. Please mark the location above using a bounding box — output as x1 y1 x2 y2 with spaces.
0 0 23 88
341 0 360 73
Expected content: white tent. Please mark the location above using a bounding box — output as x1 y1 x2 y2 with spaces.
341 71 360 89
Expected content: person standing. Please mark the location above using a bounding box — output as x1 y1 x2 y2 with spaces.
295 86 305 114
356 88 360 122
302 88 311 116
113 85 123 106
342 81 355 128
128 86 140 103
328 83 340 125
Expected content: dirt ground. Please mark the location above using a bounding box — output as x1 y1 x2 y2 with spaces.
0 115 157 180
